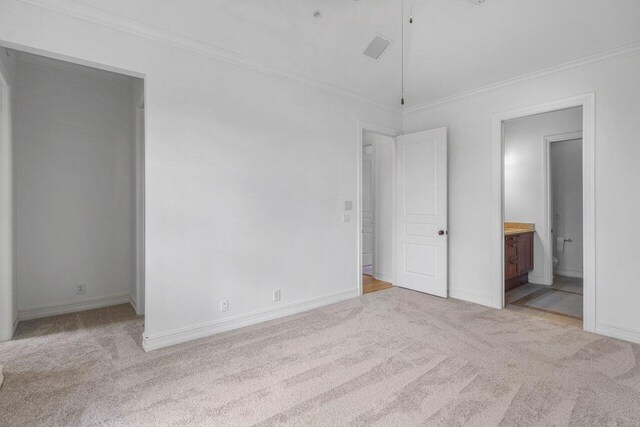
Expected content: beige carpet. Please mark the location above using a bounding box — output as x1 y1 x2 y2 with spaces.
1 287 639 426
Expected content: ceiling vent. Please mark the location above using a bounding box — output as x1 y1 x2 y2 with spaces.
363 35 391 61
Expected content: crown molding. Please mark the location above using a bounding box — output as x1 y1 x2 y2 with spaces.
15 51 132 82
17 0 403 116
405 41 640 115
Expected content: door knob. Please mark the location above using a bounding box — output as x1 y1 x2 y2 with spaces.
438 230 447 236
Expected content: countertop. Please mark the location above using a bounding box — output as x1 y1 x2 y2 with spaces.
504 222 535 236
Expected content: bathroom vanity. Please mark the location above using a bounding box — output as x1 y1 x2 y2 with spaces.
504 223 535 291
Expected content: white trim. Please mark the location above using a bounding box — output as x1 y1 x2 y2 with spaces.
405 42 640 114
142 288 359 351
492 94 596 332
16 0 402 116
17 293 131 321
528 275 547 286
128 294 138 313
0 72 15 341
12 313 19 335
544 131 583 286
134 105 145 315
554 268 583 279
356 121 402 296
545 132 584 143
595 322 640 345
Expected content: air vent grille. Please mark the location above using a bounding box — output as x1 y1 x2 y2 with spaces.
363 36 391 61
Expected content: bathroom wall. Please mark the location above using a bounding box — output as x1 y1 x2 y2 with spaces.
503 107 583 285
551 139 583 277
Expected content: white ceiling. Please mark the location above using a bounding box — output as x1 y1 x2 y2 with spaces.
73 0 640 109
406 0 640 106
73 0 403 107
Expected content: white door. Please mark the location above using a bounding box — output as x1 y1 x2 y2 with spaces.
362 144 374 268
395 127 448 297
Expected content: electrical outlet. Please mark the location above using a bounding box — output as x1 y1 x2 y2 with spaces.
76 284 86 295
220 298 229 312
343 213 350 223
273 289 281 302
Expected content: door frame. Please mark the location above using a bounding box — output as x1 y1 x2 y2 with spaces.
134 102 146 315
356 121 401 296
0 62 15 341
544 131 583 285
491 93 596 332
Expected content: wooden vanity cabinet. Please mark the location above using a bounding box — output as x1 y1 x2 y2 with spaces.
504 231 534 291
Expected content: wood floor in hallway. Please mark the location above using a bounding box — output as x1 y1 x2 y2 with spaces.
363 275 393 294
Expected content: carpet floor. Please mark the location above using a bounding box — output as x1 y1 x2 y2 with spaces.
1 287 639 426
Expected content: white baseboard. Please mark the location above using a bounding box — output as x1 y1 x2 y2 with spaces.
12 314 19 336
528 275 549 285
373 272 393 283
129 294 138 313
554 268 583 278
18 293 131 321
142 288 360 352
449 288 500 309
595 322 640 344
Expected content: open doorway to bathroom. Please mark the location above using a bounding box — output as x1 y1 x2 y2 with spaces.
502 106 584 327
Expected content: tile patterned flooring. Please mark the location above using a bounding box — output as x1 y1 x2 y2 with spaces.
506 275 583 328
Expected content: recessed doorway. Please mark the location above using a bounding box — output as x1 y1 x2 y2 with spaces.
492 95 595 331
0 46 145 341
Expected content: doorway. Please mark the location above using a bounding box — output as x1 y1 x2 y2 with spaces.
357 122 449 298
493 95 595 331
0 47 145 340
360 129 394 294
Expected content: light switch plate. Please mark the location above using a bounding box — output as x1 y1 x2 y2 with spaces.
344 201 353 211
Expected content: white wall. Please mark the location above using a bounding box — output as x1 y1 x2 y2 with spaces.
551 139 583 277
14 56 136 318
0 1 401 348
504 107 582 284
0 49 16 340
404 51 640 343
363 131 394 282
